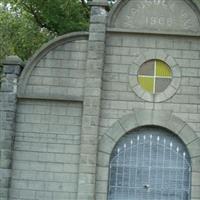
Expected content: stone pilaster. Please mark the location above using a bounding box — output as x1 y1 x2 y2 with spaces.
77 1 108 200
0 56 23 200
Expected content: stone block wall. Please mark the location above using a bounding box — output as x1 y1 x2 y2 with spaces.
100 33 200 137
0 92 12 200
0 56 23 200
97 32 200 199
20 39 88 100
10 100 82 200
0 1 200 200
6 35 89 200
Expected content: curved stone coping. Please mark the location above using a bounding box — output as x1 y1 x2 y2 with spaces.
107 0 200 30
106 27 200 37
107 0 128 27
129 50 181 102
96 110 200 198
192 0 200 11
17 32 89 97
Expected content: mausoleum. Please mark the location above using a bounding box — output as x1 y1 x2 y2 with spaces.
0 0 200 200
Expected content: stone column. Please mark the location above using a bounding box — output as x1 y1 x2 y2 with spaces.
77 1 108 200
0 56 23 200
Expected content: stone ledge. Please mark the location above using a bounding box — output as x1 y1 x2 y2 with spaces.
2 56 23 77
88 1 108 7
17 93 83 102
106 27 200 37
3 56 23 66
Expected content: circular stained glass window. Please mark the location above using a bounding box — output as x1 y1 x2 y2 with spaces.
138 60 172 94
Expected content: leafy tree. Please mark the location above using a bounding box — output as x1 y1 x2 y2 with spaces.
0 0 90 63
0 4 52 64
0 0 119 72
0 3 52 82
2 0 90 35
0 0 117 61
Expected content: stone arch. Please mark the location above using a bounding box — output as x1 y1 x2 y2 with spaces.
96 110 200 199
17 32 89 97
107 0 200 35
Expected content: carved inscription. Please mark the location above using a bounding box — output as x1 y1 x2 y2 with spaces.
181 10 193 29
118 0 200 33
145 16 173 27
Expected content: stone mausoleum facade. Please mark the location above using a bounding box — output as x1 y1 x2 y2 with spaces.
0 0 200 200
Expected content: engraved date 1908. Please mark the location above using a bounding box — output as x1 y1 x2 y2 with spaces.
145 16 173 27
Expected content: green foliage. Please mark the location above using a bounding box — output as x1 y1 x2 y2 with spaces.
0 0 90 63
0 3 52 61
0 0 91 85
0 0 116 77
2 0 90 35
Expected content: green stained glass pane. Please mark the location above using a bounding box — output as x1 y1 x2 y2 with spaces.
138 76 154 93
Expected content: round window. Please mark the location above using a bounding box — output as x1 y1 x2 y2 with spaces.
138 60 172 94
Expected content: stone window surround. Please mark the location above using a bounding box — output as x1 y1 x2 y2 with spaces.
129 50 181 102
96 110 200 200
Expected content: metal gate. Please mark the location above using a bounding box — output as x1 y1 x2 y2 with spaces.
108 127 191 200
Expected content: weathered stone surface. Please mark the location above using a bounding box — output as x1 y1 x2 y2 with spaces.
109 0 200 35
0 56 23 200
0 1 199 200
10 100 82 199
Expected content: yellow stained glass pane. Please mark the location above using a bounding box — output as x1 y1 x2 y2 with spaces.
156 60 172 77
138 76 154 93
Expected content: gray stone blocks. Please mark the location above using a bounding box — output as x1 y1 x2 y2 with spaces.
9 100 82 199
0 1 199 200
18 39 88 101
97 109 200 199
77 3 108 200
0 56 23 200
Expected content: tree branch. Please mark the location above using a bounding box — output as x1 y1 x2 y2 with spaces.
81 0 87 7
20 2 57 33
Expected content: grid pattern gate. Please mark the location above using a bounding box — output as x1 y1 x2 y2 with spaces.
108 127 191 200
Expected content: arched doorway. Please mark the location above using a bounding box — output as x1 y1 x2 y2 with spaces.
108 126 191 200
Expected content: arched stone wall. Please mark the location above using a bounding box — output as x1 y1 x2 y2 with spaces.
9 32 89 200
96 110 200 200
18 32 89 100
107 0 200 36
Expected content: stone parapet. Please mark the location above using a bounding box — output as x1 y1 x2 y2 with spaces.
88 0 108 7
0 56 23 200
1 56 23 93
